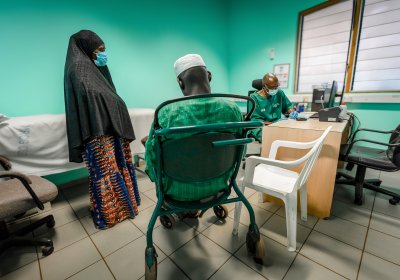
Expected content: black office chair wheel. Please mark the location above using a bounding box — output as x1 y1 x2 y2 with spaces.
159 215 173 229
389 197 399 205
46 218 56 228
213 205 228 219
42 245 54 256
145 247 157 280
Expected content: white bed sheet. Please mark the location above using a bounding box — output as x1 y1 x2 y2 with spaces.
0 108 154 176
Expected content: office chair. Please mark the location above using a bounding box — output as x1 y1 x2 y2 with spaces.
0 155 58 256
145 94 264 279
336 124 400 205
233 126 332 251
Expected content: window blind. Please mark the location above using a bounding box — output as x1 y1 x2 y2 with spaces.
352 0 400 91
297 0 353 93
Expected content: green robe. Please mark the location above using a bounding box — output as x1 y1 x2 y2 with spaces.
144 97 243 201
248 89 293 142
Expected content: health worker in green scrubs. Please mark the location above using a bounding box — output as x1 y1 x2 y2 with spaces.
248 73 298 142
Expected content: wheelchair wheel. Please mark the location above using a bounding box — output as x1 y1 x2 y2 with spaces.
160 215 173 229
42 245 54 256
145 247 157 280
213 205 228 219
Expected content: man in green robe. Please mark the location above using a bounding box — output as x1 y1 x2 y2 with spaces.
144 54 242 201
248 73 297 142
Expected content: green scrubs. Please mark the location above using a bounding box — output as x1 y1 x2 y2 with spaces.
144 97 243 201
248 89 293 142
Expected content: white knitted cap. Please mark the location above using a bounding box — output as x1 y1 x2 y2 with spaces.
174 54 206 77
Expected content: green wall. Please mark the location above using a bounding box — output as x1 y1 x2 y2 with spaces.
0 0 229 117
1 0 399 184
227 0 400 145
227 0 324 95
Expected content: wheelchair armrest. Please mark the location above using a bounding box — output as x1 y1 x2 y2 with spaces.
0 171 44 210
212 138 253 147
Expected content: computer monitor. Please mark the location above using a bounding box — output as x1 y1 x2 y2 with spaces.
311 80 342 111
327 80 338 108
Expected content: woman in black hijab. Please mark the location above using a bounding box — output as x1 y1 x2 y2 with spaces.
64 30 140 229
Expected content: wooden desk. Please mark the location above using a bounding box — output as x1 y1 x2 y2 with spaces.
261 118 349 218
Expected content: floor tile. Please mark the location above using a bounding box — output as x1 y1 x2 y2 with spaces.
79 214 100 236
0 245 37 277
373 193 400 220
379 171 400 191
275 206 319 229
209 256 265 280
235 235 296 280
331 200 372 227
137 178 155 193
260 214 311 251
35 220 88 255
50 191 70 211
333 184 375 210
247 194 281 213
68 260 114 280
358 252 400 280
284 254 346 280
0 260 40 280
138 192 156 211
62 186 90 218
184 208 219 232
170 234 231 280
300 231 362 280
202 217 247 253
153 221 198 255
132 205 161 234
364 229 400 265
314 216 368 249
40 237 101 280
143 189 157 203
105 235 166 280
369 211 400 238
32 205 78 236
229 201 273 229
91 219 143 257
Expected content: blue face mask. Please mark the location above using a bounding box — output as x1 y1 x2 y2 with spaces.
94 51 108 67
268 89 279 96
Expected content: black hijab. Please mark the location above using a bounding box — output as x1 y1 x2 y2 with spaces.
64 30 135 163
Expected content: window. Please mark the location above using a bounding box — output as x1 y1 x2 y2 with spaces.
295 0 400 93
352 0 400 91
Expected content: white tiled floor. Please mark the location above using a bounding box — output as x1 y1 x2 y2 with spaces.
1 169 400 280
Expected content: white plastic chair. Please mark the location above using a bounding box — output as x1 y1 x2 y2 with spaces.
233 126 332 251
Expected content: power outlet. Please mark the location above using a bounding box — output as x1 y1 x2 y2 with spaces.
269 48 275 60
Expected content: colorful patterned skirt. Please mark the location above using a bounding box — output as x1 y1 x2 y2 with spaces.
83 135 140 229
